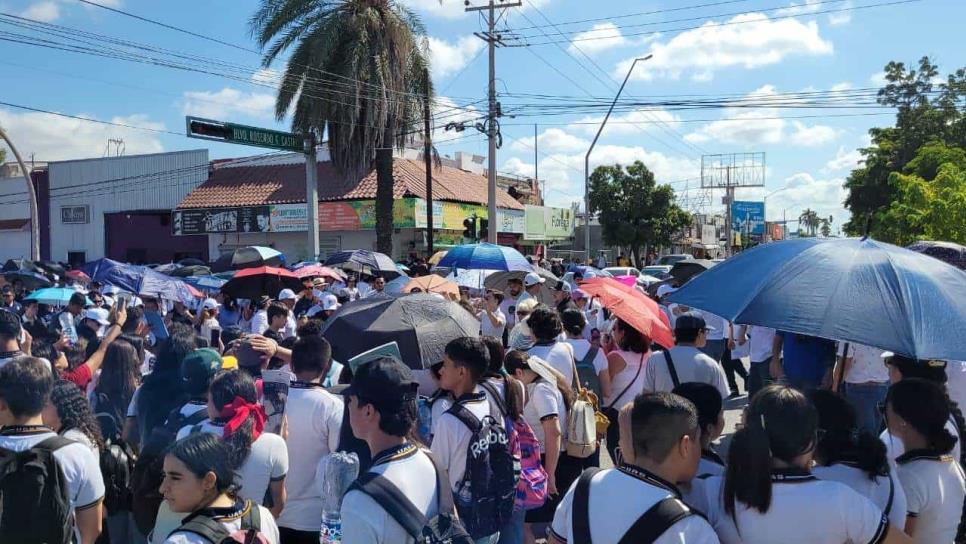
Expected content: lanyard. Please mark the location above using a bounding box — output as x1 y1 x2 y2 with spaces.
0 424 51 436
617 463 681 497
370 443 419 467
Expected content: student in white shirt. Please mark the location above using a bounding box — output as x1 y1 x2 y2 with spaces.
161 433 279 544
276 289 299 339
832 341 890 434
693 385 909 544
808 389 907 530
177 370 288 517
644 312 730 400
478 290 507 340
277 335 344 543
249 296 271 335
886 378 966 543
0 357 105 544
737 324 776 399
562 308 611 401
548 392 719 544
342 357 449 544
525 305 576 386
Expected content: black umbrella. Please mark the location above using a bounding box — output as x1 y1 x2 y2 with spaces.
178 258 206 267
906 241 966 271
670 259 715 284
324 250 401 279
169 265 212 278
210 253 235 273
320 293 480 369
35 260 66 280
220 266 302 300
2 259 41 274
3 269 52 290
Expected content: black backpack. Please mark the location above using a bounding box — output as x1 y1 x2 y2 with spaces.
171 499 269 543
350 451 473 544
93 393 136 513
0 435 74 544
130 406 209 535
573 468 696 544
446 401 516 540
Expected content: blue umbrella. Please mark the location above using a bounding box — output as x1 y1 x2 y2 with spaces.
666 237 966 360
25 287 90 307
437 243 532 272
182 275 228 291
83 258 196 304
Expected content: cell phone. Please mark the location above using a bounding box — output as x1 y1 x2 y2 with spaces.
209 327 221 346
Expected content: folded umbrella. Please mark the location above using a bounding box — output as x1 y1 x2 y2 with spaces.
220 266 302 300
26 287 91 307
320 293 481 369
667 237 966 360
403 275 460 298
324 250 401 279
438 243 532 272
579 277 674 349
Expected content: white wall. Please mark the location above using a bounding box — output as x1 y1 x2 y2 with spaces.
206 229 388 263
0 174 34 261
48 150 209 261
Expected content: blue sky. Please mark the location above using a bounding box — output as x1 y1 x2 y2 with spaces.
0 0 963 230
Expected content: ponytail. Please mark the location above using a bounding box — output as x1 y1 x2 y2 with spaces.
807 389 887 480
724 418 774 516
209 370 263 470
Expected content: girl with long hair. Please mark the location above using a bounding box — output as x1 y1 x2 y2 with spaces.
160 433 279 543
693 385 910 544
127 330 196 448
808 389 907 529
93 341 141 438
43 379 104 453
887 378 966 543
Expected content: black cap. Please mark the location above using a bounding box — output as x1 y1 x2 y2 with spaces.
674 311 713 332
343 358 419 408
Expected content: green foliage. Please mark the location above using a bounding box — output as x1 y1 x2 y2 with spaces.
588 161 691 262
799 208 820 237
843 57 966 240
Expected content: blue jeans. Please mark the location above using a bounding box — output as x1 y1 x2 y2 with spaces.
498 510 525 544
843 381 889 434
748 360 772 400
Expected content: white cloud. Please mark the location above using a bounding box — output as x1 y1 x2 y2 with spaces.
788 121 838 147
427 36 484 79
870 71 889 87
567 23 628 54
21 1 59 22
776 0 822 16
0 108 164 161
830 82 853 92
823 146 865 173
615 13 833 82
828 0 853 25
569 109 682 138
181 88 276 120
778 0 852 25
763 172 848 231
511 128 588 154
402 0 550 20
250 68 282 87
431 95 480 142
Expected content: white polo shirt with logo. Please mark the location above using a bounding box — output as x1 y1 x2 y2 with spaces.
430 388 495 491
896 450 966 544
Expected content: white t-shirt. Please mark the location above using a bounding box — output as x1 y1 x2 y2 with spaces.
282 313 297 340
643 346 731 399
176 421 289 504
498 295 520 330
896 453 966 543
693 473 888 544
527 341 575 387
62 428 98 455
163 502 280 544
524 380 567 453
700 311 729 341
341 446 440 544
277 385 344 532
0 428 105 514
837 342 889 383
550 467 719 544
746 325 776 363
812 463 906 529
250 310 269 335
566 338 608 377
430 388 497 491
478 308 506 339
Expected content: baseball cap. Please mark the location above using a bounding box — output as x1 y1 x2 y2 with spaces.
278 289 297 301
674 311 714 332
321 293 340 311
524 272 545 287
202 298 220 310
656 284 678 299
181 348 223 396
343 357 419 408
81 307 110 326
554 280 572 293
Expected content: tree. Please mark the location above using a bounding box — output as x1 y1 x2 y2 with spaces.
251 0 432 256
799 208 820 236
588 161 691 265
819 216 832 238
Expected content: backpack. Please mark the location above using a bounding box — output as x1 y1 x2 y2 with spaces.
130 405 209 535
480 380 546 511
573 468 696 544
575 345 604 400
567 348 602 459
350 451 474 544
446 400 517 539
171 499 271 543
0 435 74 544
93 393 136 513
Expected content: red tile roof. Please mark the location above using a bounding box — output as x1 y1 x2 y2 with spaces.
177 159 524 210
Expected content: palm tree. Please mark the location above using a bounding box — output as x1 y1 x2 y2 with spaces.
820 217 832 237
799 208 820 237
251 0 433 256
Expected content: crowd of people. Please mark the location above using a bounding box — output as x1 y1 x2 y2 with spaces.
0 254 964 544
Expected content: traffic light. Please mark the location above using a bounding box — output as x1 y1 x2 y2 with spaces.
462 217 477 240
479 218 489 238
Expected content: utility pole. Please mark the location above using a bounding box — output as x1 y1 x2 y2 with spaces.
468 0 520 243
304 135 320 260
534 123 538 198
0 127 40 260
724 166 734 257
423 67 434 256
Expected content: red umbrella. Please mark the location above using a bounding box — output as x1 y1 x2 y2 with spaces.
221 266 302 300
579 277 674 349
65 270 91 283
293 264 346 283
184 283 204 299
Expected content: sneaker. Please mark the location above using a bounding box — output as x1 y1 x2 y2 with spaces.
727 391 741 399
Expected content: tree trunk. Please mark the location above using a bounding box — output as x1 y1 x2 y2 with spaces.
631 245 641 269
375 125 395 257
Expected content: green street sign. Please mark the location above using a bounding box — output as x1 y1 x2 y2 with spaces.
185 116 304 153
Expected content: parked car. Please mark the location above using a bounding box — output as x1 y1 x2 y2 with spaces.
656 254 695 266
641 265 673 280
603 266 640 278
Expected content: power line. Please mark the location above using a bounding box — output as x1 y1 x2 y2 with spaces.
508 0 754 31
0 100 183 135
502 111 897 125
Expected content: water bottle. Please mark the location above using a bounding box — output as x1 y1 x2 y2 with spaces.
319 451 360 544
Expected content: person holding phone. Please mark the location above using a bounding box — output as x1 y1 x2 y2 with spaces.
199 299 222 352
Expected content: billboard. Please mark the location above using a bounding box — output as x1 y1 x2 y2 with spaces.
731 201 765 236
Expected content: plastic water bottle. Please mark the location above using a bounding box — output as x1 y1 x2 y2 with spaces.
319 451 360 544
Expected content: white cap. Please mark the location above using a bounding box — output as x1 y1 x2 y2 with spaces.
656 284 678 299
81 308 110 326
278 288 297 301
202 298 220 311
524 272 545 287
321 294 340 311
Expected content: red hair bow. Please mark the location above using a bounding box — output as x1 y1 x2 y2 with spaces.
220 396 266 442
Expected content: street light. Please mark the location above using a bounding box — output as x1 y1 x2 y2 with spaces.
583 54 653 261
